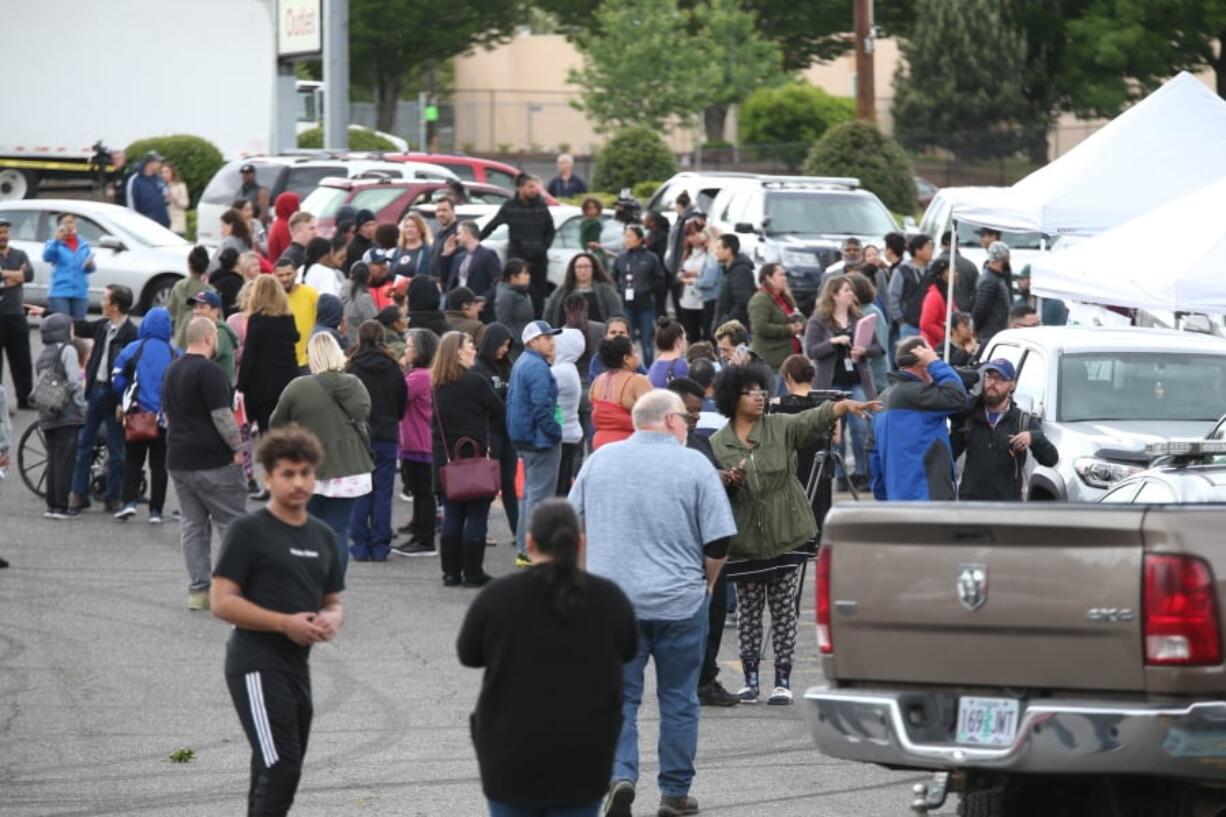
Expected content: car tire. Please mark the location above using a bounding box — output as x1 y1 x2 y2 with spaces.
0 168 37 201
139 274 181 315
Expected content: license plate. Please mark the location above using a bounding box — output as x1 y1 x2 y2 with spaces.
955 697 1020 747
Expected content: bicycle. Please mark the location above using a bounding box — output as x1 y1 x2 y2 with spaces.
18 423 145 501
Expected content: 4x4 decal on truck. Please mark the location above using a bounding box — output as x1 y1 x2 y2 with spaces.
957 563 988 611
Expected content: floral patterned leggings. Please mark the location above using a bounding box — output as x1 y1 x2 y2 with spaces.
736 567 800 684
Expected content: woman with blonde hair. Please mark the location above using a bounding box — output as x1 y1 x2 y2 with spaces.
690 221 724 339
390 211 433 280
270 333 373 573
161 162 190 237
237 275 300 449
431 330 504 587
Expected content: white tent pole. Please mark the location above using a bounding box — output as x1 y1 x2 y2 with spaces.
944 218 956 361
1036 235 1046 320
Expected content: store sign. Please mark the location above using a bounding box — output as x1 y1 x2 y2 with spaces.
278 0 322 58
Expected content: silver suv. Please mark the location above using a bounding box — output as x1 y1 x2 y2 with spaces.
980 326 1226 502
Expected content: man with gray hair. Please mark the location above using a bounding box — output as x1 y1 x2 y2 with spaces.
547 152 587 199
569 388 737 817
163 316 248 611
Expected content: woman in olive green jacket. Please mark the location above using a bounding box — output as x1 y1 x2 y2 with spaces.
709 362 875 705
747 263 804 371
270 332 374 574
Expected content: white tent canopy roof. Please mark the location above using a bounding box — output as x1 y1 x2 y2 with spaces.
951 72 1226 236
1029 174 1226 313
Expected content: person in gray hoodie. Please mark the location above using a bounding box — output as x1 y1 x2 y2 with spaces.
35 313 88 518
494 259 535 359
311 293 349 351
551 327 585 495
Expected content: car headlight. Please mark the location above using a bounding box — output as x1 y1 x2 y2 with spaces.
756 243 781 264
1073 457 1143 489
781 249 813 268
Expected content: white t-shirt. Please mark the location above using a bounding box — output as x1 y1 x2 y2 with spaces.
679 250 706 310
301 264 343 299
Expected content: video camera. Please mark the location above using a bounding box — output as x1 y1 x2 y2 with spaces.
613 189 643 225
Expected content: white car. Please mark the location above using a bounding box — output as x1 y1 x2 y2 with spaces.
0 200 192 313
919 188 1051 271
646 171 765 224
197 155 457 246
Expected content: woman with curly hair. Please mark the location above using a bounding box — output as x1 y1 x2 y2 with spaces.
709 362 876 705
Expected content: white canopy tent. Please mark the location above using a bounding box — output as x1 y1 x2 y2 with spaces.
951 72 1226 235
1028 175 1226 313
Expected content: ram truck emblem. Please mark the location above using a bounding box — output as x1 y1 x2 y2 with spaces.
957 563 988 611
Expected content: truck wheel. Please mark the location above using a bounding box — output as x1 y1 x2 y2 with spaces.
0 169 37 201
139 274 181 314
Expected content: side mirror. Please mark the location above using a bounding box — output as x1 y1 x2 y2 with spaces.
733 222 755 235
98 236 126 253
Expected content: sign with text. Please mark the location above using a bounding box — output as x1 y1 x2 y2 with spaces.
278 0 322 58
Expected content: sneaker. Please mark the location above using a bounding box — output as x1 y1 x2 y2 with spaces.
61 508 81 519
485 536 498 548
68 493 91 511
514 553 533 568
399 491 412 502
114 504 138 521
44 509 58 519
187 590 210 611
698 680 741 707
250 488 270 502
603 780 635 817
737 684 760 704
45 508 70 520
104 499 122 513
247 478 260 496
463 573 493 588
149 512 163 525
392 541 437 557
767 685 794 705
658 794 699 817
443 574 463 587
724 611 738 629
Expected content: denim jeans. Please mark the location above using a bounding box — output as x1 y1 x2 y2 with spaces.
487 799 601 817
625 304 656 367
72 385 124 501
835 382 869 479
47 296 87 320
308 494 356 576
350 439 397 560
614 599 708 798
515 445 561 555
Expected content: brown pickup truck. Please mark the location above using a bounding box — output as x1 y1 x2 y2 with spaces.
804 502 1226 817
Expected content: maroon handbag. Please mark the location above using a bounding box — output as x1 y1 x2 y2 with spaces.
434 393 501 502
123 410 160 443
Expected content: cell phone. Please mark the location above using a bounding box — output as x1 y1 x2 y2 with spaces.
735 344 750 357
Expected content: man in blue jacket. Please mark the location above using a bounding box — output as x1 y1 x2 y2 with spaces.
129 151 170 228
867 337 968 501
507 320 563 567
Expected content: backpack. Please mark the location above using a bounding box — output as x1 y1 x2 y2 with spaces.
30 345 71 414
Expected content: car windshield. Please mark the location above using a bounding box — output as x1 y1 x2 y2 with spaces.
104 208 189 247
1059 352 1226 423
300 187 347 220
350 188 407 214
765 193 896 237
200 162 282 206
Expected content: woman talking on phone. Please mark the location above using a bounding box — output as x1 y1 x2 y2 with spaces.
43 213 96 319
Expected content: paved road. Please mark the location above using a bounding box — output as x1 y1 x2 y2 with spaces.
0 334 950 817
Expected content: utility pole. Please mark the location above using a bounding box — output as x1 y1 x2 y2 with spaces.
323 0 349 149
853 0 876 123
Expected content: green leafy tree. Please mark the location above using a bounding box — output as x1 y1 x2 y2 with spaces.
892 0 1029 161
804 122 916 215
350 0 527 133
739 83 855 168
696 0 786 144
592 127 678 192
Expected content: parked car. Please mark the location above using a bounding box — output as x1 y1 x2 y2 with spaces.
919 187 1050 271
806 500 1226 815
385 152 528 195
0 199 191 313
300 178 512 238
914 175 939 211
197 155 457 246
1099 440 1226 504
706 177 897 311
646 171 763 223
979 326 1226 502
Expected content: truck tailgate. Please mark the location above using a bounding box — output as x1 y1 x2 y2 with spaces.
826 503 1146 691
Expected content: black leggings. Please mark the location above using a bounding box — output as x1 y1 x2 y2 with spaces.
227 669 313 817
124 428 167 513
736 568 801 683
44 425 78 511
399 459 436 542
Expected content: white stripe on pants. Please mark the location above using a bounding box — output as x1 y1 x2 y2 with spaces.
245 671 280 767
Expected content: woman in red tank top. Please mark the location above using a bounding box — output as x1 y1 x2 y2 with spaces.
589 335 652 450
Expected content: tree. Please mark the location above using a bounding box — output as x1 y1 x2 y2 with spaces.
350 0 527 133
298 126 400 151
891 0 1030 161
695 0 786 144
568 0 716 133
739 83 855 168
804 122 916 215
592 127 678 192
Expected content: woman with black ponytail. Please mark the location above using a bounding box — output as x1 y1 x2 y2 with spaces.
457 499 638 817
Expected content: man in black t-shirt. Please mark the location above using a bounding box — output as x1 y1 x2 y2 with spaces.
163 317 248 611
212 426 344 817
0 218 34 408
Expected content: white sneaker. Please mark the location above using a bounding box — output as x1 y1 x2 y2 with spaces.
149 513 163 524
737 685 760 704
187 590 210 611
114 504 137 521
767 686 793 705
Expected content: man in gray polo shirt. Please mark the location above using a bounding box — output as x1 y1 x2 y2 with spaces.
569 389 737 817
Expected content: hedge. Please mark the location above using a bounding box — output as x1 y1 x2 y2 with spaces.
740 84 855 169
297 126 399 151
804 122 917 215
123 135 225 210
592 128 677 194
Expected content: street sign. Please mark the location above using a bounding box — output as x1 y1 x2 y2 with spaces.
278 0 322 58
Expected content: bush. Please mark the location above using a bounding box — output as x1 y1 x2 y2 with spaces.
559 191 618 208
632 180 663 201
740 84 856 169
185 209 197 243
591 127 677 194
804 122 918 216
123 135 224 210
297 126 399 151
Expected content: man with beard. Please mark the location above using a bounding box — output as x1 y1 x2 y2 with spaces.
427 195 460 282
951 358 1058 501
481 174 555 316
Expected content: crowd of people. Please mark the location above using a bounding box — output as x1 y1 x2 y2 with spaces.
0 175 1072 817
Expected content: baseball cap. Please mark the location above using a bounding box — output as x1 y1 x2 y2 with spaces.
0 218 10 228
144 150 164 163
986 241 1011 262
239 162 256 174
355 209 377 227
362 247 389 265
186 291 222 310
1016 264 1031 279
982 358 1016 381
446 286 479 311
521 320 563 345
974 226 1001 236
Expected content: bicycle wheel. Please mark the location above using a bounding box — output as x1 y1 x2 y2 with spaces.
18 423 49 499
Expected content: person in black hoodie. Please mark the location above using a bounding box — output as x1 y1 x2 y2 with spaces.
344 209 378 274
209 247 244 318
611 225 666 367
406 275 448 337
714 234 755 329
472 322 518 541
345 321 408 561
480 174 555 316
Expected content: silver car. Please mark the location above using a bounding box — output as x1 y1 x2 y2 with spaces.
0 199 191 313
1099 440 1226 503
980 326 1226 502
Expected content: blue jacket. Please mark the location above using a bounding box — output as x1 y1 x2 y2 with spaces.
130 170 170 227
111 307 177 413
42 237 95 299
506 348 561 450
867 359 968 501
693 254 723 302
